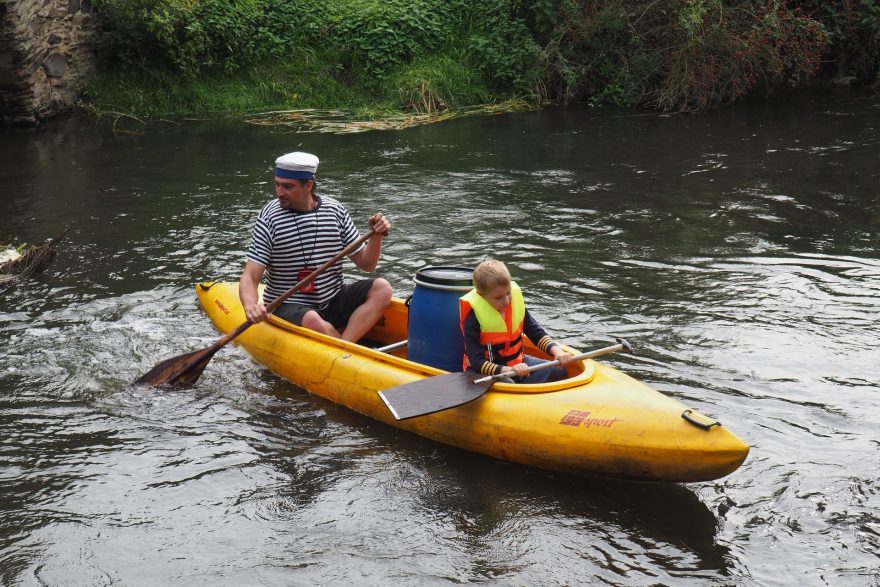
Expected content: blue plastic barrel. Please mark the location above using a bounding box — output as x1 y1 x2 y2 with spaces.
407 266 474 372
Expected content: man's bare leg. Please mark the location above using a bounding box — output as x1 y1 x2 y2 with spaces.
301 310 342 338
341 278 393 342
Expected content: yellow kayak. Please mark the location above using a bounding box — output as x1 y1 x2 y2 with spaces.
196 281 749 482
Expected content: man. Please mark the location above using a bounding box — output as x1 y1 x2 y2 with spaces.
239 151 392 343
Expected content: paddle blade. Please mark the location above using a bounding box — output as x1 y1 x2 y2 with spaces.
378 372 493 420
134 346 219 388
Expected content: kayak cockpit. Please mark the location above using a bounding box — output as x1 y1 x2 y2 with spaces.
267 296 596 394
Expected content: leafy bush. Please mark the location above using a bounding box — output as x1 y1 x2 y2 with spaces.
644 1 828 110
92 0 266 74
451 0 542 93
328 0 447 82
86 0 875 117
794 0 880 84
532 0 828 110
90 0 543 109
289 0 540 93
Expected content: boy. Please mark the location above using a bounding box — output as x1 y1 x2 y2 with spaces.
459 259 573 383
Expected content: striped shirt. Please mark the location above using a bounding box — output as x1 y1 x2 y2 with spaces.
246 195 365 309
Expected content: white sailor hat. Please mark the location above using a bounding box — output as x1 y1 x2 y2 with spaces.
275 151 319 180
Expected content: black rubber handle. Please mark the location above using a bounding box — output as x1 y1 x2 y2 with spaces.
681 409 721 430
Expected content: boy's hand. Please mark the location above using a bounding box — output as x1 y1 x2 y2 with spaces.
552 347 574 365
503 363 531 378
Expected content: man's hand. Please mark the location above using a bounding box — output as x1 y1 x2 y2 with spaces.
244 302 269 324
368 212 391 236
240 260 268 323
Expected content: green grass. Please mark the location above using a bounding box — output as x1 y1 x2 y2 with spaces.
83 59 388 118
82 50 516 120
390 56 495 113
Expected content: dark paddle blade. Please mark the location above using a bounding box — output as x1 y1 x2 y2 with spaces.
378 371 493 420
134 346 220 387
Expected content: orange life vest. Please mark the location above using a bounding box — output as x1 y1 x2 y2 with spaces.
459 282 526 370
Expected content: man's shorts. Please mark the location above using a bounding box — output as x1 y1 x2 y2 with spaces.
274 279 375 331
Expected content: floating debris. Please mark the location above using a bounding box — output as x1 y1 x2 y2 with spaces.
0 227 71 283
244 100 537 134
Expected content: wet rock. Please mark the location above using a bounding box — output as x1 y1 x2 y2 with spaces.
43 53 67 78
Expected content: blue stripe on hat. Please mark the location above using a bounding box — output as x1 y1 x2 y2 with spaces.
275 167 314 180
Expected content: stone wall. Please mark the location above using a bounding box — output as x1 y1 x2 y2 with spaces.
0 0 98 125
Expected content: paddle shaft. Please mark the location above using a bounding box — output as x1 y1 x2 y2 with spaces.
473 337 632 384
375 339 408 353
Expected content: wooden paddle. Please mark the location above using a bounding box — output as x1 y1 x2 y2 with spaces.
378 337 633 420
135 229 376 388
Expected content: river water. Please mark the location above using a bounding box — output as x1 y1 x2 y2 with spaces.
1 90 878 585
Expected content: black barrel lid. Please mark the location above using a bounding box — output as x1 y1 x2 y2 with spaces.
413 265 474 288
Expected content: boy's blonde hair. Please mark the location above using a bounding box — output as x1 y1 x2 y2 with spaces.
473 259 511 293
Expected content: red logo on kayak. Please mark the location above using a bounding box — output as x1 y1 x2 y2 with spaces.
214 299 230 315
560 410 622 428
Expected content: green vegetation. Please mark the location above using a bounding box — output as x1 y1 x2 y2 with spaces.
84 0 879 119
84 61 368 117
534 0 831 111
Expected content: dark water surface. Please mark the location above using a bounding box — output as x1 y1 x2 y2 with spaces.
1 90 878 585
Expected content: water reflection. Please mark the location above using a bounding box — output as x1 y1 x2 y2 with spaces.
405 448 728 582
241 384 729 581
